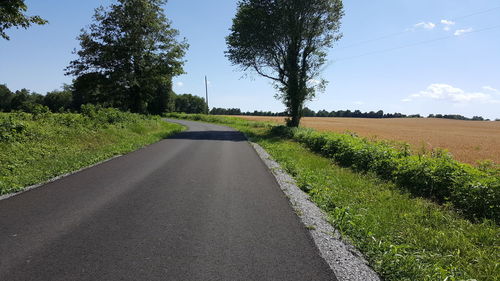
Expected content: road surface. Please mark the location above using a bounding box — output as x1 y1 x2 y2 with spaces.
0 119 336 281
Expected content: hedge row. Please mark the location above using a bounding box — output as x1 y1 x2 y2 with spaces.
1 107 183 195
166 113 499 223
0 105 150 143
271 126 499 223
165 112 272 128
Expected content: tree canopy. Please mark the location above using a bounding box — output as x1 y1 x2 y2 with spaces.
0 0 47 40
174 94 207 114
226 0 343 126
66 0 188 114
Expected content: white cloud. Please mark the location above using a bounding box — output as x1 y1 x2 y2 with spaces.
441 19 455 25
354 101 364 105
454 28 473 36
404 84 500 104
175 81 184 87
414 22 436 30
440 19 455 31
483 86 499 93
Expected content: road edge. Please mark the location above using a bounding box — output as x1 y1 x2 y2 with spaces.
250 142 381 281
0 155 122 201
0 121 187 202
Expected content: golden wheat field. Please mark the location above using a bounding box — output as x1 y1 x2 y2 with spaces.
235 116 500 165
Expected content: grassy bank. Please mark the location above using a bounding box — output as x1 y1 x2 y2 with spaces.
0 107 183 195
168 113 499 281
236 116 500 165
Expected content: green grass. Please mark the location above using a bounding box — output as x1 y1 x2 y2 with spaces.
169 113 500 281
0 108 184 195
260 139 498 280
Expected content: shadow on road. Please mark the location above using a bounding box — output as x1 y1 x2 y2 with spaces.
170 131 247 142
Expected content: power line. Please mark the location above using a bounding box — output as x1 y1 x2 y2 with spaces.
337 31 408 50
335 5 500 50
335 24 500 62
452 5 500 20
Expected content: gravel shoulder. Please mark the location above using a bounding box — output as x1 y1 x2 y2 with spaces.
251 142 380 281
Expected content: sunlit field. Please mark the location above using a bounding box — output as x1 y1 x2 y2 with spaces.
233 116 500 165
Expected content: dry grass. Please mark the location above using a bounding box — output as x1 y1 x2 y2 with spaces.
234 116 500 165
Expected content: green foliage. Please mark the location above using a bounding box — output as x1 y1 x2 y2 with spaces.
43 88 73 112
0 84 14 111
0 84 73 113
0 0 47 40
174 94 207 114
165 112 272 128
0 114 28 142
71 73 113 109
66 0 188 114
260 140 499 281
270 126 499 222
226 0 344 126
167 114 500 222
0 108 183 195
10 88 44 112
148 80 176 115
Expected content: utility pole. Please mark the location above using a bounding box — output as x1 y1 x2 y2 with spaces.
205 76 209 115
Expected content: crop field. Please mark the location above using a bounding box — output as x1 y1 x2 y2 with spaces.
233 116 500 165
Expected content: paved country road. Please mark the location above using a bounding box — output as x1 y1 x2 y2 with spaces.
0 119 337 281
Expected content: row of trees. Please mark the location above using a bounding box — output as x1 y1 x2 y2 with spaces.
208 107 492 120
427 114 487 121
8 1 491 124
4 0 346 126
3 0 192 115
209 107 412 118
0 85 71 113
210 108 287 116
303 108 412 118
0 84 207 114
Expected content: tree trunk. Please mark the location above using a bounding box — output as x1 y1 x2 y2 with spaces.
285 54 303 127
286 77 303 127
130 85 147 114
288 106 301 127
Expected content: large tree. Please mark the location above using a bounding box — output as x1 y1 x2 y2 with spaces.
0 84 14 111
226 0 343 127
174 94 207 114
0 0 47 40
66 0 188 114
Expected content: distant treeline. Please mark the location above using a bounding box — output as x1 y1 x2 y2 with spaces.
2 84 495 121
427 114 488 121
211 107 418 118
210 108 287 116
211 107 493 121
0 84 207 115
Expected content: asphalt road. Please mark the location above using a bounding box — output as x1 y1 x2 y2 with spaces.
0 119 337 281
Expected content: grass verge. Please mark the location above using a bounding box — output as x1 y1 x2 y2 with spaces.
168 113 499 281
0 107 184 195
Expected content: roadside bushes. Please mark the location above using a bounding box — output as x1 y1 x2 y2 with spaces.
0 105 146 144
0 107 183 195
167 113 498 279
165 112 271 128
271 126 499 223
166 113 499 222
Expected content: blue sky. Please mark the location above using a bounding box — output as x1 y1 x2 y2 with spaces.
1 0 499 119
